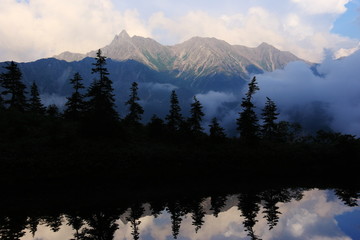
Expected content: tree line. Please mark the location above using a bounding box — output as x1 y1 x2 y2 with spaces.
0 49 307 143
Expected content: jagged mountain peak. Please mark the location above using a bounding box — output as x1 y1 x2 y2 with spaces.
53 31 302 76
118 30 131 39
110 30 131 45
257 42 275 49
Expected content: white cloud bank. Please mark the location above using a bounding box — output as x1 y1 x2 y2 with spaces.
255 50 360 136
0 0 359 62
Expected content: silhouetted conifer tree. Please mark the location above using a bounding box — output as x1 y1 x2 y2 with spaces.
66 214 85 240
0 61 27 111
191 199 205 233
237 77 260 144
167 201 185 239
43 215 63 232
125 82 144 124
209 117 226 140
126 204 145 240
261 97 279 140
165 90 183 131
83 212 119 240
64 72 85 120
28 82 45 114
210 194 227 217
276 121 302 143
26 217 40 238
86 49 118 123
147 114 165 138
46 104 60 118
238 192 261 240
188 96 204 135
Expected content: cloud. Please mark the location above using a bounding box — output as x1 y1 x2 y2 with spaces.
0 0 150 62
291 0 350 15
255 50 360 136
196 91 237 118
1 0 359 63
146 2 358 62
40 93 67 107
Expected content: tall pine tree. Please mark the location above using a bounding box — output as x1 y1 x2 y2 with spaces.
28 82 45 114
165 90 183 131
188 96 204 135
237 76 260 144
125 82 144 125
64 72 85 120
86 49 118 123
0 94 4 111
0 61 27 111
261 97 279 140
209 117 226 140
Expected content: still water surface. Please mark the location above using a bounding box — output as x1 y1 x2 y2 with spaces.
17 189 359 240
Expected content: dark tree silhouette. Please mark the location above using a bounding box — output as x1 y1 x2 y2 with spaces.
261 97 279 140
188 96 205 135
28 82 45 114
46 104 60 118
210 194 227 217
43 215 63 232
209 117 226 140
238 192 262 240
126 204 145 240
190 199 206 233
167 201 185 239
0 61 27 111
147 114 165 138
86 49 118 124
0 94 5 111
66 214 85 240
64 72 85 120
237 77 260 144
82 211 120 240
125 82 144 125
165 90 183 131
261 190 282 230
334 188 359 207
26 216 40 238
0 215 27 240
276 121 302 143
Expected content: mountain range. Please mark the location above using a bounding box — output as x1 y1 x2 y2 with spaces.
55 30 300 80
1 30 303 127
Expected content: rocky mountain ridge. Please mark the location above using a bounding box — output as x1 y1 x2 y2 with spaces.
54 30 301 79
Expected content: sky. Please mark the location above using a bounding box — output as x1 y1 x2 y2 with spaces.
1 0 360 62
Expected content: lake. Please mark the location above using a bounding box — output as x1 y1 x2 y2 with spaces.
3 188 357 240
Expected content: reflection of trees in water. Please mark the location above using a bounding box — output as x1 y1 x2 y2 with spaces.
260 188 304 230
26 216 40 238
126 204 145 240
237 192 262 240
190 198 206 233
166 201 185 239
0 188 357 240
0 215 27 240
334 188 359 207
210 194 228 217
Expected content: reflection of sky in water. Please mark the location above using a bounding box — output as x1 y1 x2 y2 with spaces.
21 189 359 240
